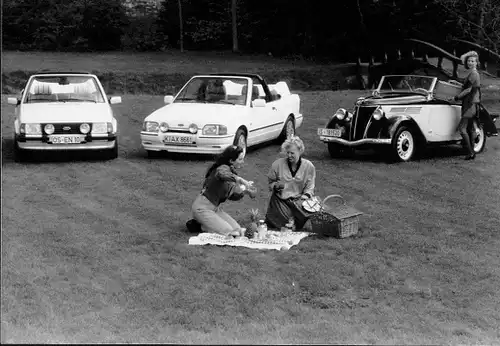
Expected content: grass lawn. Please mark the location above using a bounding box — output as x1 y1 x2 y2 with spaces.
2 86 500 343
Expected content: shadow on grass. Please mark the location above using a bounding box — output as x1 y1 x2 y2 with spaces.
1 138 116 164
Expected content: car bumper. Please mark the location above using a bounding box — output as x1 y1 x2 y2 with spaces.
140 132 234 154
319 136 391 146
295 114 304 128
17 139 116 150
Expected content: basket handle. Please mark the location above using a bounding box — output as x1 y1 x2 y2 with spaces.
322 194 346 206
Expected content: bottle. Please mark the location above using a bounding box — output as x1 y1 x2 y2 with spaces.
257 219 267 239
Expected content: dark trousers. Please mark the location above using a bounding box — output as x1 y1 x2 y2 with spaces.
457 116 476 156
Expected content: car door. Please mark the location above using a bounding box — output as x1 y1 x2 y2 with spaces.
246 81 275 145
427 104 462 141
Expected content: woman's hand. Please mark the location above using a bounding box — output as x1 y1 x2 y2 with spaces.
300 194 309 200
273 181 285 192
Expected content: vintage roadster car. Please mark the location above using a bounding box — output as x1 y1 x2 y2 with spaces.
7 71 122 162
140 73 302 158
317 75 498 162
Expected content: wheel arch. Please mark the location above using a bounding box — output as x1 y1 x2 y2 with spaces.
387 115 427 145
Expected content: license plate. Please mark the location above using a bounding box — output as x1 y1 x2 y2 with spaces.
317 128 342 137
49 135 85 144
163 135 195 145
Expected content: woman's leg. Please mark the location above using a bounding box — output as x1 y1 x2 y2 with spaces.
192 195 235 235
265 193 294 228
216 208 241 231
457 116 474 156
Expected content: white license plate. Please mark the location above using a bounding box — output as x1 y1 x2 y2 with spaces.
163 135 195 144
318 128 342 137
49 135 85 144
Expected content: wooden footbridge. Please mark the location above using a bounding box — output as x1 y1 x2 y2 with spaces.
355 38 500 89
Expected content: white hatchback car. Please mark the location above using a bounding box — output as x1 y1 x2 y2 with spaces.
140 73 302 158
7 72 122 161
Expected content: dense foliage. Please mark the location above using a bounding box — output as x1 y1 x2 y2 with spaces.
2 0 499 60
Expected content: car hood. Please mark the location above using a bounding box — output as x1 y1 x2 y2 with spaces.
19 103 113 123
144 103 246 127
358 94 428 106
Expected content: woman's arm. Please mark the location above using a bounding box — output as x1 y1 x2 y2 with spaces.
302 163 316 198
455 72 480 101
267 161 282 192
215 165 249 186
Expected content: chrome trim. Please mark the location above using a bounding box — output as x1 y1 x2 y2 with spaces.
18 140 116 150
319 136 391 146
140 131 159 136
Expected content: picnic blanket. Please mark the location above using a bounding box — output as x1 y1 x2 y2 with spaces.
188 230 312 251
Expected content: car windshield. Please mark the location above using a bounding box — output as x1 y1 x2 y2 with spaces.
377 75 435 94
24 75 105 103
174 77 249 105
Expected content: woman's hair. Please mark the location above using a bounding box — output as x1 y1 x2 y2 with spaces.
460 51 480 69
280 135 305 156
205 145 244 178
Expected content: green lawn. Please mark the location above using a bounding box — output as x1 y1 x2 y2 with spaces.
2 88 500 343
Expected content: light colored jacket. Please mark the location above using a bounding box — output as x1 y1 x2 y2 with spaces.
268 157 316 200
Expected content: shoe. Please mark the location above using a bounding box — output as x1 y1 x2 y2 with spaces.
464 154 476 160
186 219 202 233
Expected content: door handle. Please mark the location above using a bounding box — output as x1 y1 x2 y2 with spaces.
272 107 277 111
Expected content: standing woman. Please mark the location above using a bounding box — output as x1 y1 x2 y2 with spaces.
453 50 482 160
190 145 256 236
265 136 316 230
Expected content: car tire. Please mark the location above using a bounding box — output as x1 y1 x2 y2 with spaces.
472 120 486 154
328 143 352 158
278 116 295 142
391 126 417 162
233 129 247 158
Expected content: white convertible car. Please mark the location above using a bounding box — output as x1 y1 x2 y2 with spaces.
140 73 303 157
7 71 122 162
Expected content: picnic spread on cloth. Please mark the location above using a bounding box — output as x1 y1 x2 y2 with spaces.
188 230 312 251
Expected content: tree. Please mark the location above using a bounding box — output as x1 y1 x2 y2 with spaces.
178 0 184 52
231 0 238 52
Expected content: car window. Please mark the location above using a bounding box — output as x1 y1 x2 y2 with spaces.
174 77 248 105
24 76 105 103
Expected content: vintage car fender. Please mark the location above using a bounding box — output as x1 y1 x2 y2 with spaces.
386 114 426 141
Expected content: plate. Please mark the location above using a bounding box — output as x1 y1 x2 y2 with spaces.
163 135 195 145
302 197 322 213
49 135 85 144
317 128 341 137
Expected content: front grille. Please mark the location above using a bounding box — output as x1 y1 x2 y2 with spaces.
42 123 90 135
351 107 376 140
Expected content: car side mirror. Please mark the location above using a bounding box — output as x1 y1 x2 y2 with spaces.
8 97 20 105
164 95 174 105
109 96 122 104
252 99 266 108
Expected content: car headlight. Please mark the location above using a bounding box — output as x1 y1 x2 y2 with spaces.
22 123 41 134
159 122 169 132
44 124 55 135
202 124 228 135
335 108 347 120
80 123 90 134
373 106 385 120
91 122 109 134
189 123 198 134
143 121 159 132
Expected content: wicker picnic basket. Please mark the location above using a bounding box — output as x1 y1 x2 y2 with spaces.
309 194 363 238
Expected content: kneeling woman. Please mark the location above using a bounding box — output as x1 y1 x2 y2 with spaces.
191 145 256 236
265 136 316 230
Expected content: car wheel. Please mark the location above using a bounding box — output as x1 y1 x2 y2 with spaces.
472 120 486 154
327 143 352 158
278 116 295 142
233 129 247 158
391 126 417 162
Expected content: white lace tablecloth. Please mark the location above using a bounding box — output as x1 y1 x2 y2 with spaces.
188 230 312 251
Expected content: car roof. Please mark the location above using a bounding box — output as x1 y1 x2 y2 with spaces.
32 71 93 76
208 73 263 80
